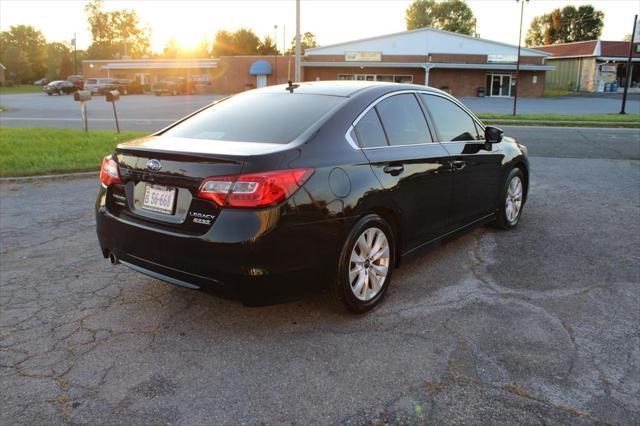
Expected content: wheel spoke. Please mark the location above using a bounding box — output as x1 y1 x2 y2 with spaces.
350 250 365 264
371 245 389 262
352 271 365 295
361 274 369 300
369 270 381 294
349 265 363 283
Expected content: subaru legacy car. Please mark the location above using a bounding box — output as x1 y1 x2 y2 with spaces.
96 81 528 312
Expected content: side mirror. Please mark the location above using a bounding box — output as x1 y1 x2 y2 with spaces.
484 126 503 143
74 90 92 102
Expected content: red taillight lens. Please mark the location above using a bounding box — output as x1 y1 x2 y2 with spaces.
99 155 121 186
198 168 313 208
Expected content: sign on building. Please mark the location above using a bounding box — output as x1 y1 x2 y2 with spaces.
487 55 517 63
345 51 382 62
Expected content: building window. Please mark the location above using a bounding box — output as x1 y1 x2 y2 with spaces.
393 75 413 84
338 74 414 83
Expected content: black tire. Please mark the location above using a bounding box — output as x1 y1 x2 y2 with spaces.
47 92 52 96
493 167 526 230
333 214 395 313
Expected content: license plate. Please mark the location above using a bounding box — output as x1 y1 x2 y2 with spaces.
142 184 176 215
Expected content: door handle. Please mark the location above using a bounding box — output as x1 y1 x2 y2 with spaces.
452 160 466 171
383 165 404 176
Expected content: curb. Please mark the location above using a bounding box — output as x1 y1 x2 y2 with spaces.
0 171 98 183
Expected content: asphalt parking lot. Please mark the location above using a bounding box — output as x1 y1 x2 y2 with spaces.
1 126 638 424
1 92 639 132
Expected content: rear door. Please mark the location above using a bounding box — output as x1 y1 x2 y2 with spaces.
353 92 453 250
419 93 503 226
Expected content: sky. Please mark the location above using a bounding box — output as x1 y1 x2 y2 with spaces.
0 0 638 53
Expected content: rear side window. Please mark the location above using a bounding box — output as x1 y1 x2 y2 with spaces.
354 109 387 148
375 94 432 146
164 93 343 144
86 79 96 84
420 94 480 142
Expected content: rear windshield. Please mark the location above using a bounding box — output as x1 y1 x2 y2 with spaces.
163 93 344 144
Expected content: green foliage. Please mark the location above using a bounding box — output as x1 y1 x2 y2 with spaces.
84 0 151 59
405 0 476 35
0 127 147 177
46 42 74 81
212 28 261 56
257 36 279 55
0 25 47 83
286 32 319 55
525 5 604 47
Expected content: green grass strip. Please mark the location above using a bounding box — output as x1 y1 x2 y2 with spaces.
0 127 147 177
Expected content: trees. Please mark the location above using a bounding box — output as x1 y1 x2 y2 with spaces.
525 5 604 46
257 36 279 55
0 25 47 82
405 0 476 35
286 32 319 55
212 29 261 56
46 42 74 80
84 0 151 59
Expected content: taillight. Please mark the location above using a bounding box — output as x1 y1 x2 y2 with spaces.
198 168 313 208
99 155 121 186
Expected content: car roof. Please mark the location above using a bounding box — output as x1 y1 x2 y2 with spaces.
255 80 445 97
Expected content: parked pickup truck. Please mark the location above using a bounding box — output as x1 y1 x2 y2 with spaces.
152 78 191 96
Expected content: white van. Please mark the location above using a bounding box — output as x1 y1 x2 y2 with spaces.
84 78 117 95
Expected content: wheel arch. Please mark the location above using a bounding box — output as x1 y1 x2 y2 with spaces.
511 160 529 203
368 206 403 267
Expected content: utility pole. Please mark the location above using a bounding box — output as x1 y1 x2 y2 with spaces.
295 0 301 82
72 33 78 75
512 0 528 116
620 14 638 114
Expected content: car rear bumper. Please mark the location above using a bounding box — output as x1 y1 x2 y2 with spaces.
96 205 355 293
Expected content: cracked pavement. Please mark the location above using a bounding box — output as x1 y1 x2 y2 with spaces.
1 127 639 424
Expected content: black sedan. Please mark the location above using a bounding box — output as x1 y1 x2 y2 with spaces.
43 80 78 95
96 81 528 312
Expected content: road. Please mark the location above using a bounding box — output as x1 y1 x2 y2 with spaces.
1 127 639 425
1 92 639 132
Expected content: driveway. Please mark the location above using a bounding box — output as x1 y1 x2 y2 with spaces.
1 127 638 424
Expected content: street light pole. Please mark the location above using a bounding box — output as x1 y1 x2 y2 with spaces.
512 0 528 116
274 24 278 84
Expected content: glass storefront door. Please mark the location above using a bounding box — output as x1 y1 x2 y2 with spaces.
489 74 512 97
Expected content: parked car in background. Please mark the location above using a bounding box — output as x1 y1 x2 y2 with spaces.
67 75 84 90
114 78 144 95
33 78 48 86
84 78 118 95
96 81 529 312
43 80 78 95
152 77 190 96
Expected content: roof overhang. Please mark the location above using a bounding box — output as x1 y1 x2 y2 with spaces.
100 61 218 70
302 61 555 71
596 57 640 62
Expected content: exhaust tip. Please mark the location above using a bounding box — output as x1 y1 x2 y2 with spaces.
108 252 119 265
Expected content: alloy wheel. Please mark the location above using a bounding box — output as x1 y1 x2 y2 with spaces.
505 175 523 224
349 227 390 301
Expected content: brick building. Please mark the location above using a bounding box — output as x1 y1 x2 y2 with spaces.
82 57 295 94
302 27 553 97
82 27 553 97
